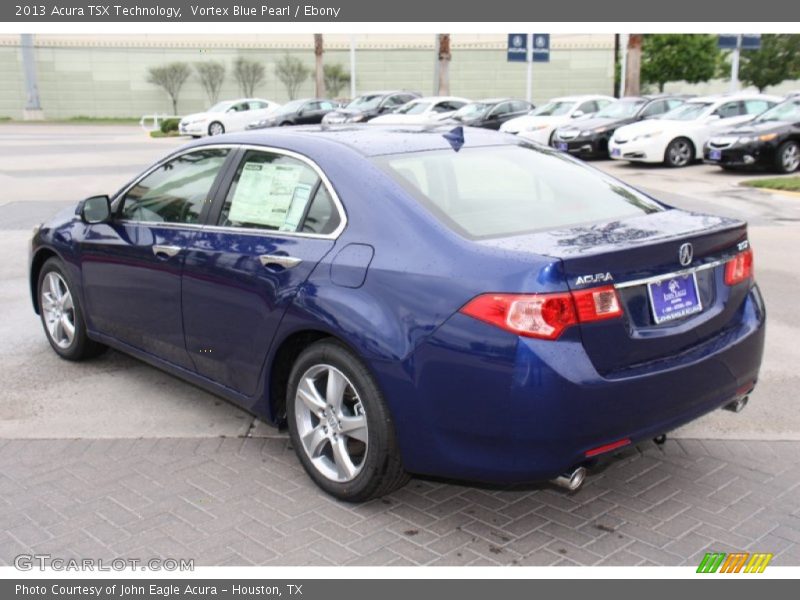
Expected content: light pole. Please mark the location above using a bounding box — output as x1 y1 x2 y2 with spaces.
20 34 44 120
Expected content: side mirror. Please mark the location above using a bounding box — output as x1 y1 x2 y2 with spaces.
571 110 585 119
80 195 111 224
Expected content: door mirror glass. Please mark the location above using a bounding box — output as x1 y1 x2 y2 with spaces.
571 110 585 118
80 195 111 224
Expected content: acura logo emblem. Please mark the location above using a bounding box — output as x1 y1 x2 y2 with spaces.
679 243 693 267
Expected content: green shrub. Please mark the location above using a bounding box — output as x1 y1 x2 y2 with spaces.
160 117 181 134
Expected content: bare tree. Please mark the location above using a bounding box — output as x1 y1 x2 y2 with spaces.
275 54 311 100
195 61 226 105
314 34 325 98
233 57 266 97
437 34 451 95
147 62 191 115
323 64 350 98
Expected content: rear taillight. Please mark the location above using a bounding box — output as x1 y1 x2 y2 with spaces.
724 248 753 286
459 285 623 340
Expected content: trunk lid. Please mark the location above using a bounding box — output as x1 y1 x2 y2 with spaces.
480 209 751 375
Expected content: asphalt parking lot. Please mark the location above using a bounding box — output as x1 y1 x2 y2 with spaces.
1 124 799 566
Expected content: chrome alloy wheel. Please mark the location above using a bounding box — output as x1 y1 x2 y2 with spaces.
782 143 800 172
208 122 224 136
668 139 693 167
40 272 76 349
294 364 368 483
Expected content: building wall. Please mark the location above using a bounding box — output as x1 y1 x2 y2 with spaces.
0 34 616 119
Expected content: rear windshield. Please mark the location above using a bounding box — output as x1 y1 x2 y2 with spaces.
374 144 663 239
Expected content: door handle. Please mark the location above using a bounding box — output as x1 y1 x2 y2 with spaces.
259 254 302 269
152 244 183 258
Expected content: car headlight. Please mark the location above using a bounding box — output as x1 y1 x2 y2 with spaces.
632 130 662 142
348 114 365 123
737 136 756 144
525 124 548 132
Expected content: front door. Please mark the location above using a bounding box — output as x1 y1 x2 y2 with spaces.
79 147 232 369
181 148 344 398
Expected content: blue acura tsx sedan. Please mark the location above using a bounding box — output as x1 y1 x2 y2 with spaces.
29 125 765 501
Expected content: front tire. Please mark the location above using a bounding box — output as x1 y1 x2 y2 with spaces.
37 258 106 361
775 141 800 174
208 121 225 136
664 137 694 168
286 340 409 501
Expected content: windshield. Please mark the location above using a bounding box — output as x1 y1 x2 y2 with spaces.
595 100 645 119
395 101 431 115
452 102 492 120
275 100 306 114
208 101 234 113
346 94 384 111
374 145 662 239
755 100 800 123
661 102 712 121
530 101 575 116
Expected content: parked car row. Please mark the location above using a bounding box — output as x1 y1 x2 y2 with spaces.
179 90 800 174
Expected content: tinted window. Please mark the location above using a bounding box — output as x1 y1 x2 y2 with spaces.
578 101 598 114
666 99 685 110
383 95 409 108
249 101 268 110
511 101 531 112
320 101 336 110
640 100 669 118
744 99 772 115
120 149 229 224
715 102 742 118
301 185 341 235
375 145 662 239
490 102 512 117
219 150 337 233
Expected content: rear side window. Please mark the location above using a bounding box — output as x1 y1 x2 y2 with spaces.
375 145 662 239
744 99 772 115
219 150 339 234
120 148 230 224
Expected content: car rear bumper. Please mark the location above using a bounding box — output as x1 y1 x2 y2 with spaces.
391 284 766 484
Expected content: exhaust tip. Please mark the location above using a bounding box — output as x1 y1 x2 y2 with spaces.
724 396 749 413
551 466 587 492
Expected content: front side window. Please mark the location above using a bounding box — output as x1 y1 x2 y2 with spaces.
715 102 743 118
375 145 662 239
120 149 230 224
744 99 772 115
661 102 712 121
638 100 667 118
219 150 340 234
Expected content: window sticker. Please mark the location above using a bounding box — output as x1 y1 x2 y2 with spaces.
228 162 304 228
281 184 313 231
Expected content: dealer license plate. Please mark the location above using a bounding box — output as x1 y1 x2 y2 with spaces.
557 142 568 151
611 148 621 157
647 273 703 324
709 149 722 160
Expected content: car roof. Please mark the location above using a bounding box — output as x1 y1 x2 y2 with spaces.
688 93 783 104
191 124 515 158
408 96 470 103
548 95 614 102
473 97 516 104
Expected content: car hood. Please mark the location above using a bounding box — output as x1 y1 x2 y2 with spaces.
719 120 792 135
327 108 376 119
503 114 572 130
181 112 212 122
558 116 632 132
370 113 438 124
613 118 695 139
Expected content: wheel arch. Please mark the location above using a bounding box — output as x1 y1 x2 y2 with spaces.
29 247 60 314
267 328 372 426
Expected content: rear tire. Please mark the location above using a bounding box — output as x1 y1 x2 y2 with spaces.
286 339 409 501
37 258 106 361
664 137 694 168
774 141 800 174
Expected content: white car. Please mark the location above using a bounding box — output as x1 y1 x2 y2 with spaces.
500 95 616 145
368 96 470 125
608 93 782 167
179 98 281 137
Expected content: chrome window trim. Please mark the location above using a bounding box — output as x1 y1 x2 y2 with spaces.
113 142 348 241
613 257 728 290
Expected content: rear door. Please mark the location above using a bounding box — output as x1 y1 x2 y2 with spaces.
181 147 345 397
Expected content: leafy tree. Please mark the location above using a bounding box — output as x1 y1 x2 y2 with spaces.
739 34 800 92
275 54 311 100
195 61 226 104
147 62 191 115
323 63 350 98
233 57 266 97
641 34 721 92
